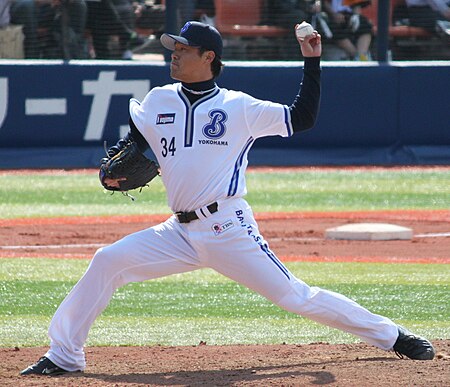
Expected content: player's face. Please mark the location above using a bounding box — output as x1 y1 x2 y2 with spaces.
170 42 214 83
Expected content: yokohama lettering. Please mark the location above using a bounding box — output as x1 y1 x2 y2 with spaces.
198 139 228 146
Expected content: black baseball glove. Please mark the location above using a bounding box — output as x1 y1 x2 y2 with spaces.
99 140 159 192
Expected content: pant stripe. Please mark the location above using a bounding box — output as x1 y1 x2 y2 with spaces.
260 243 290 279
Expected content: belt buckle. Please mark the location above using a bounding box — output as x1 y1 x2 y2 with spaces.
175 212 188 223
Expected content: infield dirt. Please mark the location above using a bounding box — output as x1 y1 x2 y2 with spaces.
1 211 449 386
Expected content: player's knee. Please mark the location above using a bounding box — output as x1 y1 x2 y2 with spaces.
90 245 122 272
89 248 107 274
89 246 129 288
274 281 315 313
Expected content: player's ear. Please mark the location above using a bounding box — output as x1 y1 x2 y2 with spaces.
204 50 215 63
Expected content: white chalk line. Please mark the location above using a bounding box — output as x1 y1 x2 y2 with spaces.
0 243 106 250
267 237 321 242
1 232 450 250
414 232 450 238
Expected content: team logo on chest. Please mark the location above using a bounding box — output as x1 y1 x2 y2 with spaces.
202 109 227 139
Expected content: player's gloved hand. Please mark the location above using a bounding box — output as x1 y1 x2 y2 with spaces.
102 177 127 189
99 140 159 192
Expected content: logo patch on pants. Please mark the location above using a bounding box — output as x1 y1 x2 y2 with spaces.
212 220 234 235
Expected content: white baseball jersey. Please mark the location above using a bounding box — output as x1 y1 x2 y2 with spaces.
129 83 293 212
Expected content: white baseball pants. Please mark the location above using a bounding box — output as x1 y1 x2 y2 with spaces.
46 197 399 371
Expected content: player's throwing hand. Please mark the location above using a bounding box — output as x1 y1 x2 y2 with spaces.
296 26 322 58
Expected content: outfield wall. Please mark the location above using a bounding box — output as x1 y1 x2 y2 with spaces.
0 60 449 168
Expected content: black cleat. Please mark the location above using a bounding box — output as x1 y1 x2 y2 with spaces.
393 326 435 360
20 356 71 376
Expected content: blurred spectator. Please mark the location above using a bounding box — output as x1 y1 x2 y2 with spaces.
131 0 215 58
265 0 320 27
53 0 87 58
177 0 196 27
86 0 148 59
195 0 215 25
404 0 450 33
322 0 373 60
10 0 87 59
1 0 12 27
1 0 25 59
134 0 164 33
10 0 38 57
264 0 322 51
175 0 215 27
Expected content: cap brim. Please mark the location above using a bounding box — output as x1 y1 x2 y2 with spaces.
160 33 200 51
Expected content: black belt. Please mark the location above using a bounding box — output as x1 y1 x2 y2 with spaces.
175 202 218 223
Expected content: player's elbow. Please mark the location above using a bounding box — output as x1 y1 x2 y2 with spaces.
290 101 320 133
303 111 318 130
292 112 317 133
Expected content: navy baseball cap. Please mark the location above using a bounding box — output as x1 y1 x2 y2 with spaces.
161 21 223 58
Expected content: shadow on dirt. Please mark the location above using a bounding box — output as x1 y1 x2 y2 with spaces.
76 364 336 385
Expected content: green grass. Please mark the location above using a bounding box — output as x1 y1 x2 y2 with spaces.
0 169 448 348
0 169 449 218
0 259 448 347
0 173 169 218
247 169 450 212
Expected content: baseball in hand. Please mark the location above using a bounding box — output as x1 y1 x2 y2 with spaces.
296 21 314 41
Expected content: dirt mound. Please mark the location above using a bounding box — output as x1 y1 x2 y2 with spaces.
2 341 449 386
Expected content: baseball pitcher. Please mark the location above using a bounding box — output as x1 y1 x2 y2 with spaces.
21 20 434 376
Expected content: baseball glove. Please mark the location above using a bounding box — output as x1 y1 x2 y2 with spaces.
99 140 159 192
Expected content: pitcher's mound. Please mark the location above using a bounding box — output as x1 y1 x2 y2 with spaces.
325 223 413 240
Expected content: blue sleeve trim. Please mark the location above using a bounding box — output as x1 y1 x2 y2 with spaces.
227 137 254 196
284 106 293 137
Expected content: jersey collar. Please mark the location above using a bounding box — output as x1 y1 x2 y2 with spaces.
181 79 216 94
